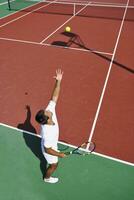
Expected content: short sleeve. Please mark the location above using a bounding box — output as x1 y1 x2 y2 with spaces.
45 100 56 112
43 137 53 148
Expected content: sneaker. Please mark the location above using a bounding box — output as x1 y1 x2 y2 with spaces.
44 177 59 184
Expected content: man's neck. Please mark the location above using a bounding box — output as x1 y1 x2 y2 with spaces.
47 120 55 125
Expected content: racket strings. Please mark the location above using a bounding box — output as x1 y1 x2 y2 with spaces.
75 143 88 155
78 142 95 155
87 142 95 152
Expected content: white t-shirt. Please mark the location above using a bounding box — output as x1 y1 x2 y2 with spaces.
41 100 59 152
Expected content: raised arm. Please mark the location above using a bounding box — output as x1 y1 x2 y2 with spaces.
51 69 63 103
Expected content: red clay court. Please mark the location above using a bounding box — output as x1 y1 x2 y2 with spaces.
0 0 134 166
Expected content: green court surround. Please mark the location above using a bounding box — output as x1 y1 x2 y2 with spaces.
0 125 134 200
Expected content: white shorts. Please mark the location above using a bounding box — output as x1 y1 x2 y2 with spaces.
42 151 58 164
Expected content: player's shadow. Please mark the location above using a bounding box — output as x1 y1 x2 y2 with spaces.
52 32 134 74
17 105 47 179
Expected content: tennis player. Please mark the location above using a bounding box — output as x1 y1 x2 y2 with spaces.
35 69 66 184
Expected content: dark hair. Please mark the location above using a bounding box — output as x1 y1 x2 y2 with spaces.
35 109 49 125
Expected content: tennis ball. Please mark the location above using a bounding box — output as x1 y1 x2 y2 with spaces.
65 26 71 32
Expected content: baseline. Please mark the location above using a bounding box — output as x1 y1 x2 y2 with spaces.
0 122 133 166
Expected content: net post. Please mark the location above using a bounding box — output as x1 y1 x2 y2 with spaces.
7 0 11 10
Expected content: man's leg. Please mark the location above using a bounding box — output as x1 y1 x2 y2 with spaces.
45 163 58 179
44 163 59 183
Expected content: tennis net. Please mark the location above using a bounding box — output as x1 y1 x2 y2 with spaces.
7 0 134 20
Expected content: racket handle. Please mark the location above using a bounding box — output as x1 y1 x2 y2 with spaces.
65 151 72 155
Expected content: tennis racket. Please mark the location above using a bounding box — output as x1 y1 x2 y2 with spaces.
58 140 70 152
65 141 95 156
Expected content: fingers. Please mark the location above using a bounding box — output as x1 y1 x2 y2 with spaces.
60 152 66 158
53 68 64 80
56 69 63 76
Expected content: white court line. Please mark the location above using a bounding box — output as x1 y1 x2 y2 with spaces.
40 1 92 43
86 0 130 146
0 0 58 28
0 0 14 6
40 0 134 8
0 36 113 56
90 1 134 8
84 3 134 8
93 151 134 167
0 36 43 45
0 122 134 166
44 42 113 56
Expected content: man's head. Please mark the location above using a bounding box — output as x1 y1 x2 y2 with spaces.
35 109 53 125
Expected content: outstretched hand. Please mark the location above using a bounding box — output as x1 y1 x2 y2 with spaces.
53 69 63 81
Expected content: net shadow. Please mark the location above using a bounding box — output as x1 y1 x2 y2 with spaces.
52 32 134 74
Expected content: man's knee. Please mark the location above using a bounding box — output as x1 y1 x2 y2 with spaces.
50 163 58 170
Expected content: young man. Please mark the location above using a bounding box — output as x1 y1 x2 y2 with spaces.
35 69 66 184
